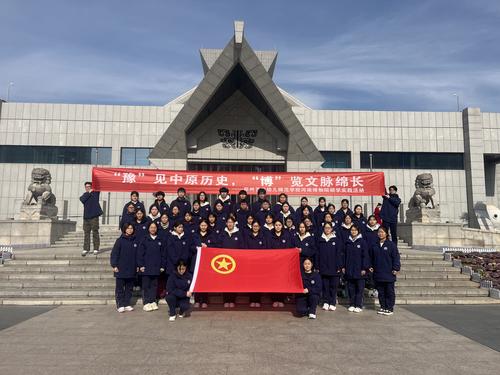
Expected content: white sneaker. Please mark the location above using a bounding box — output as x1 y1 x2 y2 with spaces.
93 250 99 255
178 313 185 318
354 307 362 313
143 303 153 312
308 314 317 319
348 306 355 312
151 302 159 311
169 315 176 321
81 250 88 257
377 308 385 315
124 306 134 312
117 307 125 313
385 310 394 316
322 303 329 311
328 305 337 311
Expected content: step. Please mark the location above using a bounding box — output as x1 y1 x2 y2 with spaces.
396 280 478 287
395 287 489 296
1 266 110 273
399 272 469 280
400 260 451 266
7 259 110 266
11 252 110 260
0 281 115 289
0 273 114 281
400 266 459 272
0 289 117 297
397 296 500 305
400 253 443 260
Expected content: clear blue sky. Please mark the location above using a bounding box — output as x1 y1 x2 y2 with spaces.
1 0 499 111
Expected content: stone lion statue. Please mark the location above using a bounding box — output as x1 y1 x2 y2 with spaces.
408 173 436 209
24 168 57 207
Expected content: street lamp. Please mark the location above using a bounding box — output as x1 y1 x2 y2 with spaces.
452 93 460 112
6 82 14 101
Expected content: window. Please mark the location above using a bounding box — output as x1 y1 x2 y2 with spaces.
0 146 112 164
120 148 151 166
320 151 351 168
360 152 464 170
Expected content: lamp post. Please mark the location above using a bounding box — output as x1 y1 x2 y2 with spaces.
452 93 460 112
7 82 14 101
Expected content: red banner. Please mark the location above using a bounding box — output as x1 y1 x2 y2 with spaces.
92 167 385 196
189 247 303 293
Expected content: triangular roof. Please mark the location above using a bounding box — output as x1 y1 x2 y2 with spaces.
150 21 323 163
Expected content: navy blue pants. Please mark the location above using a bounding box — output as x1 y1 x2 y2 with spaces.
347 279 365 308
115 278 134 308
166 294 190 316
296 294 320 316
386 222 398 244
321 275 340 306
142 275 158 304
376 281 396 310
194 293 208 304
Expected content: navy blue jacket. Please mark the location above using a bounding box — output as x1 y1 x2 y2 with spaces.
121 200 145 220
296 204 313 219
245 231 268 249
133 219 149 242
370 240 401 282
301 271 322 296
272 202 295 217
80 191 103 220
166 271 193 298
277 211 296 226
157 224 171 241
334 208 353 224
150 200 169 216
352 214 368 233
266 230 293 249
218 229 244 249
344 235 370 280
119 211 136 230
380 194 401 223
170 197 191 216
317 233 344 276
338 224 353 245
255 209 272 226
364 225 380 249
313 206 327 226
110 235 138 279
198 202 211 219
235 208 251 227
137 235 167 276
195 231 217 248
251 199 267 215
214 197 233 215
166 233 194 274
293 233 317 264
212 209 228 229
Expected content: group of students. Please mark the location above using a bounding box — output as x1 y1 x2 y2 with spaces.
109 185 402 320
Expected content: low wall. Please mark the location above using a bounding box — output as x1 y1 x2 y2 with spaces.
399 222 500 250
0 219 76 248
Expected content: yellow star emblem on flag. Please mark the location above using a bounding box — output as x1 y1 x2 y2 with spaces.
211 254 236 275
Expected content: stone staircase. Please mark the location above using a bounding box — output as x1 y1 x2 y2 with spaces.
51 225 120 249
0 239 498 306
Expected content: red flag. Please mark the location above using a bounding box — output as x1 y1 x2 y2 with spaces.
189 248 304 293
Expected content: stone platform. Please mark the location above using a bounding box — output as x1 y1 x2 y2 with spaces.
0 219 76 248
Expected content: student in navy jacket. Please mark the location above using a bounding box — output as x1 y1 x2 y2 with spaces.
240 213 255 237
369 226 401 315
334 199 353 225
272 193 295 217
80 182 103 256
267 220 293 308
120 203 136 230
261 213 275 233
296 206 316 231
313 197 328 227
317 213 335 237
150 191 169 217
170 187 191 216
352 205 368 233
296 258 322 319
327 203 336 224
165 223 194 279
192 220 213 309
168 205 183 227
338 215 354 245
296 197 313 219
190 200 203 226
251 188 268 215
344 225 371 312
137 222 167 312
133 209 149 243
284 216 296 234
235 200 251 227
245 221 267 249
317 222 344 310
255 200 272 226
157 214 171 239
197 191 212 219
182 211 198 237
215 187 233 215
294 222 317 266
380 185 401 244
207 213 222 237
166 261 193 321
236 190 249 211
121 191 145 221
110 223 138 312
213 202 228 230
277 202 295 227
364 215 381 249
218 217 244 308
147 205 161 227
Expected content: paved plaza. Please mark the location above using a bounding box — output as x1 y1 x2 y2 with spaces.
0 304 499 374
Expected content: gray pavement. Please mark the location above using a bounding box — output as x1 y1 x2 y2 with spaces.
0 306 55 331
0 305 499 375
404 305 500 352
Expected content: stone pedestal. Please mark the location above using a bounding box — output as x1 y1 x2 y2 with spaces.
406 207 441 224
15 202 58 220
0 219 76 248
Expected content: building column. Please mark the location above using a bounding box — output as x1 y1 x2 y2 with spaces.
462 107 486 229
